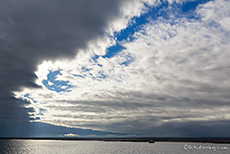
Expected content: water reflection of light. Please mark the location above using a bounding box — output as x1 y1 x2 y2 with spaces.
0 139 35 154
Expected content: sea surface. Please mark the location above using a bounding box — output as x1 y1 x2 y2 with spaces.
0 140 229 154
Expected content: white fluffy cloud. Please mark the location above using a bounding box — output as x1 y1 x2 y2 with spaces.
15 0 230 135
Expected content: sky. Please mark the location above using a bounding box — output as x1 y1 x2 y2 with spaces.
0 0 230 137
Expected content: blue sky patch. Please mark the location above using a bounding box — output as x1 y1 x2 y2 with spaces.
23 94 46 117
102 45 126 59
72 74 84 78
42 70 72 93
120 53 136 66
24 93 37 103
97 71 107 79
93 0 210 62
182 0 211 13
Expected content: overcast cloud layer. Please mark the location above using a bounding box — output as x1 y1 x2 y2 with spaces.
1 0 230 137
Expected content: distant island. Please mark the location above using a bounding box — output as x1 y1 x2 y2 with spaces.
1 137 230 144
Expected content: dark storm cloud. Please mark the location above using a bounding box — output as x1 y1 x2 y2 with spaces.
155 120 230 137
0 0 124 135
93 118 230 137
0 122 129 137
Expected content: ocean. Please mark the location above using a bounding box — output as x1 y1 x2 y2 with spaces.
0 140 229 154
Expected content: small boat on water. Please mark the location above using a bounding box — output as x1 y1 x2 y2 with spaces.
149 140 155 143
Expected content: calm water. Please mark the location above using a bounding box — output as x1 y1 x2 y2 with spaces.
0 140 229 154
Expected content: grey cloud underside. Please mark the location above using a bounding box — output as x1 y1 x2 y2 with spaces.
0 122 130 137
104 120 230 137
0 0 123 134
